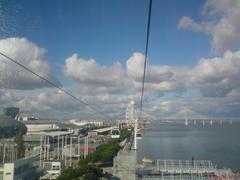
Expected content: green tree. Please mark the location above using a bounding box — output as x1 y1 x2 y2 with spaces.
57 162 103 180
14 132 25 158
82 172 99 180
119 129 131 141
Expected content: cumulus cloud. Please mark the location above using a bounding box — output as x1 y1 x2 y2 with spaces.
0 88 137 119
2 48 240 119
178 16 211 33
64 51 240 99
125 50 240 98
127 52 187 92
178 0 240 51
2 45 240 118
63 52 188 96
190 50 240 97
55 50 240 117
0 88 90 117
63 53 131 94
0 37 60 89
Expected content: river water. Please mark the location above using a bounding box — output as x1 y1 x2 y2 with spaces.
138 122 240 172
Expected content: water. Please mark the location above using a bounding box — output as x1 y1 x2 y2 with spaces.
138 122 240 172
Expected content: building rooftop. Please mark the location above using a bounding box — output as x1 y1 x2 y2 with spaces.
91 127 113 133
39 131 73 137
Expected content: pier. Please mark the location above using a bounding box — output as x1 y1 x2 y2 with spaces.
136 159 234 180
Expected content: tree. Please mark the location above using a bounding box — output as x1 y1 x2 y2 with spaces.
57 162 103 180
119 129 131 141
14 132 25 158
82 172 99 180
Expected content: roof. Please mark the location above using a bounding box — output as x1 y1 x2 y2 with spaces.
39 131 73 137
25 131 73 138
91 127 113 133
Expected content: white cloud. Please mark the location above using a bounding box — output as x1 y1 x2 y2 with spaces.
63 53 131 94
127 52 187 92
0 37 60 89
159 100 173 113
178 16 211 33
0 88 89 117
178 0 240 51
1 44 240 118
0 88 137 119
125 50 240 98
190 50 240 97
63 52 188 97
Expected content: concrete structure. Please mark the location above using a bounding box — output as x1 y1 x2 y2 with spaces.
0 108 5 116
113 150 137 180
23 134 42 144
40 130 74 166
125 100 136 127
24 123 59 135
37 130 84 168
91 127 113 134
0 140 17 164
0 157 38 180
18 116 38 121
125 100 139 149
87 127 114 138
69 119 104 127
24 130 72 144
40 161 63 180
136 159 234 180
87 131 98 138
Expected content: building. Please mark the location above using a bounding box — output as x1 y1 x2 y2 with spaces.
113 151 137 180
88 127 113 137
23 121 60 135
0 157 38 180
69 119 104 127
0 116 27 137
0 108 5 116
0 107 19 119
0 140 18 164
18 116 38 121
40 161 63 180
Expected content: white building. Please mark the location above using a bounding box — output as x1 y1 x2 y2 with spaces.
0 157 38 180
25 123 59 135
40 161 63 180
69 119 104 127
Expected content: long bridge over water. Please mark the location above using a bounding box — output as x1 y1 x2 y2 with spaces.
112 100 236 180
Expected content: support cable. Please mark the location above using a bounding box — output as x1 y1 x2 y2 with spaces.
139 0 152 119
0 52 112 120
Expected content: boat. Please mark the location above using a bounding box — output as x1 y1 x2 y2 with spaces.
142 157 153 164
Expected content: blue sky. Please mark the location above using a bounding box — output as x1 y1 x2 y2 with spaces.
1 0 209 84
1 0 240 118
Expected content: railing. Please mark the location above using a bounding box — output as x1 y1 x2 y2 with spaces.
136 159 234 180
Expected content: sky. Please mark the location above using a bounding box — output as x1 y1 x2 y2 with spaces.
0 0 240 119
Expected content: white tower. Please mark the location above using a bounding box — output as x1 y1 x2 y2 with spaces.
126 100 136 127
210 119 213 126
185 112 188 126
194 120 197 126
133 117 138 150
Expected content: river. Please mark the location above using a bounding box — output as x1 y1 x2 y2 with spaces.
138 121 240 172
